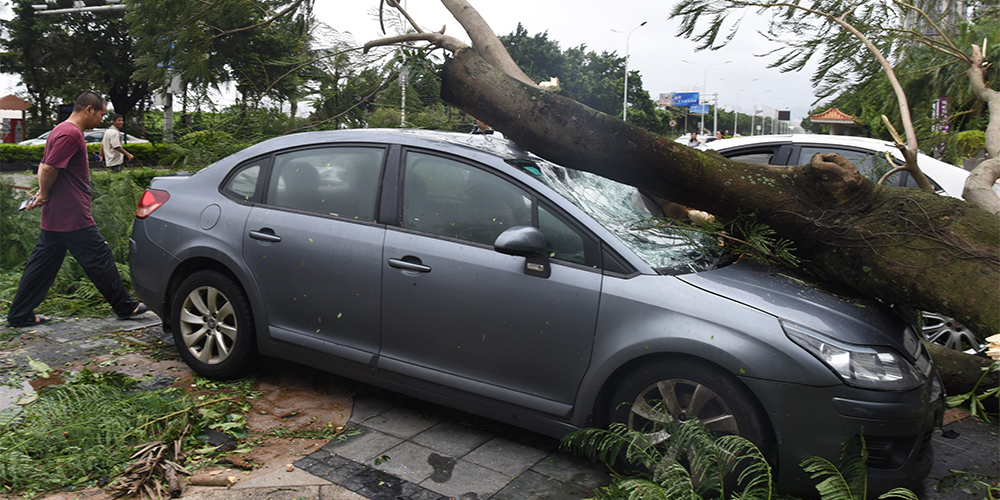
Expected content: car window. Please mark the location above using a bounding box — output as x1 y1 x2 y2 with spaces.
266 146 384 220
222 159 266 202
722 147 779 165
538 204 592 265
403 151 533 246
797 146 898 185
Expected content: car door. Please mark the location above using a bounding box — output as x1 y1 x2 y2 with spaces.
243 145 387 361
378 150 602 410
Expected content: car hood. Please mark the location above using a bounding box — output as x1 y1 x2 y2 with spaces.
677 260 906 347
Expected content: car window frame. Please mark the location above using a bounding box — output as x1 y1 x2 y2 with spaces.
220 154 273 204
394 147 604 270
715 143 792 166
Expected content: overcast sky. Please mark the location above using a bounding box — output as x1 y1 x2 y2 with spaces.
1 0 827 129
316 0 825 128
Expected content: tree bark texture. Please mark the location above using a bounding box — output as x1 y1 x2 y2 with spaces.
926 343 999 398
441 47 1000 339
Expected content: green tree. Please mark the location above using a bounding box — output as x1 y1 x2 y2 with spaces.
1 0 149 126
500 24 647 119
127 0 316 108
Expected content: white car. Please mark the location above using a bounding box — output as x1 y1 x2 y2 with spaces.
18 128 149 146
705 134 992 354
702 134 997 199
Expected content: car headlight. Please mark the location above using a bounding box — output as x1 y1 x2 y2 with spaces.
782 321 924 391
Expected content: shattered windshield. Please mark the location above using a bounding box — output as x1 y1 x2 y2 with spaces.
515 159 713 274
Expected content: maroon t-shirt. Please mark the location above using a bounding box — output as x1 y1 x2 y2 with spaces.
40 121 95 232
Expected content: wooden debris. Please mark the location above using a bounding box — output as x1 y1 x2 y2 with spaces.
220 454 256 470
106 426 191 499
188 474 237 487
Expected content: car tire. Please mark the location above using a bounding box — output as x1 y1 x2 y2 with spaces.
171 270 258 379
603 358 773 455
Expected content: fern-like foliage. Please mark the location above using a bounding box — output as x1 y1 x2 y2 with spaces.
561 417 774 500
635 210 801 271
799 434 919 500
0 371 196 497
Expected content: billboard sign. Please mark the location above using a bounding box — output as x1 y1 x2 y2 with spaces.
658 92 700 107
689 104 709 114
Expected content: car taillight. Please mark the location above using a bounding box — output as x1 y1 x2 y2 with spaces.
136 189 170 219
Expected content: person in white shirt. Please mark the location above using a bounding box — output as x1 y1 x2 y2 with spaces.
100 114 134 172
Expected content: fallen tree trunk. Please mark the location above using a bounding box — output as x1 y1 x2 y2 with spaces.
440 46 1000 339
926 343 999 397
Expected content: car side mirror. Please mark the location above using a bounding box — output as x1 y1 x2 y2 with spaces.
494 226 551 278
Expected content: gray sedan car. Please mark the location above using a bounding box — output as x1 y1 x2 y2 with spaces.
129 129 943 494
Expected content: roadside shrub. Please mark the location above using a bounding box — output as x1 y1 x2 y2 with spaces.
165 130 252 170
0 180 39 271
1 143 183 170
0 143 45 164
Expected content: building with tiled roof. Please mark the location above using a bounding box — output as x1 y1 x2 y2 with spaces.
810 107 862 135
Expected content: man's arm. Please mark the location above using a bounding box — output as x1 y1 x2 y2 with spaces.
110 129 133 161
115 145 134 161
28 162 59 209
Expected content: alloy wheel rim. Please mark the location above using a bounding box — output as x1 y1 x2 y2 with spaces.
179 285 238 364
629 378 740 446
922 311 985 355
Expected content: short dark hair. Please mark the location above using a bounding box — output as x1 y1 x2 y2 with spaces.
112 114 123 121
73 91 106 112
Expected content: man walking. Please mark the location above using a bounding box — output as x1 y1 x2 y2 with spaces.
100 113 133 172
6 91 145 327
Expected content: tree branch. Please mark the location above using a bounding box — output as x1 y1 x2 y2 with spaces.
204 0 307 43
363 32 467 54
439 0 539 87
962 43 1000 214
382 0 424 34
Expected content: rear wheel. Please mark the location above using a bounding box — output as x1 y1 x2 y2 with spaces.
603 358 773 454
171 270 258 379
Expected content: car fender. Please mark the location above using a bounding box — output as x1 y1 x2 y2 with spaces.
570 273 841 427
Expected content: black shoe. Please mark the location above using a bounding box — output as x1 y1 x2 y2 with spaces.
117 303 148 320
6 315 52 328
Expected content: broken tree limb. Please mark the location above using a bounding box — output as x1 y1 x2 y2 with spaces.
963 43 1000 215
164 464 181 498
439 45 1000 340
187 474 237 487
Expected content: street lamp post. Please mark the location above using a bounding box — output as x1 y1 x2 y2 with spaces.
721 77 758 136
681 59 731 135
750 90 772 136
614 21 647 122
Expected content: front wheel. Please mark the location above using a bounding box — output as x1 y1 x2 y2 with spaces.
602 358 773 454
171 270 258 379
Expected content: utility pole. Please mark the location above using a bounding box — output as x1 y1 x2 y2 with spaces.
614 21 647 122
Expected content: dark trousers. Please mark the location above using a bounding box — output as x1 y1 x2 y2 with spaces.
6 226 139 323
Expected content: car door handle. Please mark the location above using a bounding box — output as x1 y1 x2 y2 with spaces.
249 229 282 243
388 258 431 273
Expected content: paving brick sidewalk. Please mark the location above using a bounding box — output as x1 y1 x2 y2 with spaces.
294 395 608 500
